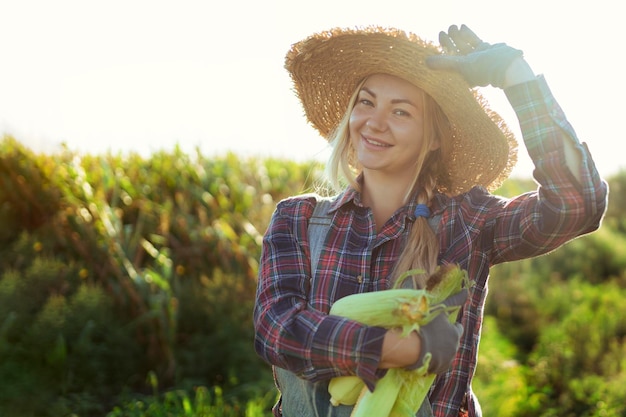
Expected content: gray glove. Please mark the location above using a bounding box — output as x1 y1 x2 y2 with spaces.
426 24 523 88
406 288 468 374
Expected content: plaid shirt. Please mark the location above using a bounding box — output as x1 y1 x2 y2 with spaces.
253 75 608 417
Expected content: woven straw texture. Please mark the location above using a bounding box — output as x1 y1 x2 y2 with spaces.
285 26 518 194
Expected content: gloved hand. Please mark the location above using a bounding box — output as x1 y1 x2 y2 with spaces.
426 24 523 88
406 288 468 374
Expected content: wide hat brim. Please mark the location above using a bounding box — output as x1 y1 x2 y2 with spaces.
285 26 518 194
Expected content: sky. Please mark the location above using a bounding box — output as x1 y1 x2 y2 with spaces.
0 0 623 179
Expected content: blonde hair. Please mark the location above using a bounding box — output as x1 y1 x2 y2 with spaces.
325 76 452 288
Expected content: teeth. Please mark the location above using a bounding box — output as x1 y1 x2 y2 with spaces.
365 137 389 147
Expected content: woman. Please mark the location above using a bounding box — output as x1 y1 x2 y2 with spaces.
253 25 607 417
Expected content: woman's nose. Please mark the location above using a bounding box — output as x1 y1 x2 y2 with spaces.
365 110 387 132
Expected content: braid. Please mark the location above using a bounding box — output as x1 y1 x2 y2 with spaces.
390 169 440 289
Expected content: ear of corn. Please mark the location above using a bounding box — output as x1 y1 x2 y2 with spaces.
327 264 471 417
329 288 432 336
328 375 365 406
426 263 470 304
389 370 436 417
350 368 403 417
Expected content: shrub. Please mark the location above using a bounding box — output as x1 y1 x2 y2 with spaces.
0 138 320 415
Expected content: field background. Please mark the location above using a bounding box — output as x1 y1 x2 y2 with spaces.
1 136 624 417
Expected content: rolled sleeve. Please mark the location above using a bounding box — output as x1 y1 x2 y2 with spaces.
504 75 608 234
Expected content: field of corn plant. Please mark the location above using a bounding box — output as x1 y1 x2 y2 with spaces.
1 135 625 417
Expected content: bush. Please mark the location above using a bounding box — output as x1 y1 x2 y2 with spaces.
1 138 319 416
0 258 141 416
518 279 626 416
473 316 526 416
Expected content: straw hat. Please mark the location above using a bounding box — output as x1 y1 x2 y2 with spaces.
285 26 518 194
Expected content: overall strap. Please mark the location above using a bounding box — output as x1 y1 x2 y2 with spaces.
273 197 344 417
307 197 334 278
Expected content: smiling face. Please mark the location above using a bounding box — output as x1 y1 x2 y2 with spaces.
349 74 438 185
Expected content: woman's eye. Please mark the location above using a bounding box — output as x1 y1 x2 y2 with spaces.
394 109 410 117
359 98 373 106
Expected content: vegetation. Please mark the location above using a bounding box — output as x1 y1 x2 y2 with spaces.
0 135 624 416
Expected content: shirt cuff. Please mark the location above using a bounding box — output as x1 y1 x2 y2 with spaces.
355 326 387 391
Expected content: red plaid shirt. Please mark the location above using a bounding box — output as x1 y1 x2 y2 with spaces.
253 76 608 416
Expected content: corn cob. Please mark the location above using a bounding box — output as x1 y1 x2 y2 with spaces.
329 287 432 337
389 369 436 417
350 368 403 417
328 375 365 406
327 264 471 417
426 263 469 305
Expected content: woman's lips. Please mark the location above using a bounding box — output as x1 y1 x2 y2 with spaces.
362 135 391 148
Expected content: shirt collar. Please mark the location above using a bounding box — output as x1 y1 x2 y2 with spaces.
331 186 420 222
330 180 449 220
329 186 361 213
